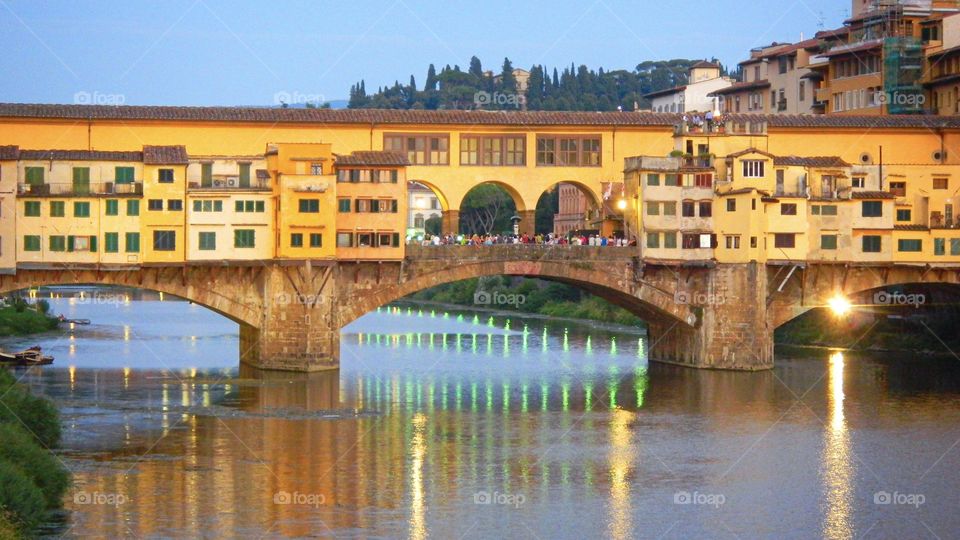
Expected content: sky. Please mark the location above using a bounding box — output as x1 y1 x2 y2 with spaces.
0 0 849 106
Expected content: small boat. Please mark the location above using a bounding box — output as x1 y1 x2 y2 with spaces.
0 347 54 366
56 316 91 325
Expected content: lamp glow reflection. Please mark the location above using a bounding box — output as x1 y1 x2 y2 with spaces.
827 295 852 317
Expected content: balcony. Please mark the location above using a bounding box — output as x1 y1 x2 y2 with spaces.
18 182 143 197
188 177 270 191
681 155 714 169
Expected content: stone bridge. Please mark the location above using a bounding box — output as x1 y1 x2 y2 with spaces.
3 249 958 372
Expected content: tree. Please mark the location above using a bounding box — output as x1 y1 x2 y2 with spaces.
459 184 517 235
468 56 484 81
498 57 517 93
425 64 437 91
425 215 442 236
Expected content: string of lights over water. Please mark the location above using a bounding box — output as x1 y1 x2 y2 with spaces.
4 289 960 539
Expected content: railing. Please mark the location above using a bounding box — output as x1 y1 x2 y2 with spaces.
681 156 714 168
188 178 270 191
18 182 143 196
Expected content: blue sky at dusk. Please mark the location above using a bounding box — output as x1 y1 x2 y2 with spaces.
0 0 848 106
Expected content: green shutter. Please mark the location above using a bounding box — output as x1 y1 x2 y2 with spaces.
201 163 213 187
255 200 265 212
105 233 119 253
115 166 134 184
236 200 244 212
127 200 140 216
392 233 400 247
89 236 97 252
72 167 90 195
25 167 44 185
193 200 202 212
239 163 251 188
126 232 140 253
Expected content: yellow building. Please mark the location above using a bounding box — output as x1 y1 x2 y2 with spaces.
333 151 409 260
269 142 338 260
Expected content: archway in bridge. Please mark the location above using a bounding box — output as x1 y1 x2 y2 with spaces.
536 181 605 236
774 282 960 353
458 181 524 236
407 180 447 237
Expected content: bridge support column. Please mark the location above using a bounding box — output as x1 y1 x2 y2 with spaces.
442 209 460 235
648 263 773 371
240 265 339 372
518 209 536 236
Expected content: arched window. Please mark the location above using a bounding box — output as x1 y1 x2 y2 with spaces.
414 213 424 228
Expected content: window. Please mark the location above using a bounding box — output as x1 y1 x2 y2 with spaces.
725 235 741 249
934 178 949 190
153 230 176 251
167 199 183 211
104 232 119 253
384 134 449 165
852 176 866 188
750 236 758 248
896 209 912 221
535 136 601 166
49 236 66 252
774 233 796 249
698 201 712 217
646 202 660 216
338 198 351 213
862 235 882 253
355 199 371 213
74 202 90 217
23 236 40 252
235 200 265 213
50 201 65 217
694 173 712 188
127 200 140 216
125 232 140 253
663 202 676 216
663 232 677 249
234 229 255 248
115 166 134 184
148 199 164 211
681 233 716 249
726 199 736 212
310 163 323 175
25 167 44 185
72 167 90 194
681 200 696 217
238 163 251 188
377 233 399 248
952 238 960 255
158 169 174 183
646 232 660 248
299 199 320 213
646 173 660 186
898 239 922 252
460 135 525 166
780 203 797 216
24 201 40 217
105 199 119 216
821 205 838 216
664 174 679 187
193 200 222 212
69 236 94 253
201 163 213 187
336 232 353 247
889 182 906 197
198 232 216 251
742 160 765 178
861 201 883 217
821 235 838 250
290 233 303 247
310 233 322 248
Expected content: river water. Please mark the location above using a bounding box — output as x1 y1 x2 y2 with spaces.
4 290 960 539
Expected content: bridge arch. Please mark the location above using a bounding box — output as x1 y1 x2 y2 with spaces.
408 179 450 212
0 267 265 328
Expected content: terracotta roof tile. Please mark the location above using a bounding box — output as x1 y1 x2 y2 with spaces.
0 145 19 160
142 145 188 165
335 151 410 167
773 156 850 168
709 80 771 96
643 85 687 99
852 191 896 199
18 149 142 161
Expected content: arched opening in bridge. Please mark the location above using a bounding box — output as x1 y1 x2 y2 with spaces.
458 181 524 236
537 181 609 236
407 180 446 237
774 283 960 353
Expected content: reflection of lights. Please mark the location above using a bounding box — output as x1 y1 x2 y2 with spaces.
608 409 634 540
123 325 131 341
827 295 852 317
68 365 76 389
408 413 427 540
822 351 852 539
123 367 131 389
616 198 627 210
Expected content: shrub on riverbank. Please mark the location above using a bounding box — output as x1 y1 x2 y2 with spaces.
0 369 69 537
0 303 59 337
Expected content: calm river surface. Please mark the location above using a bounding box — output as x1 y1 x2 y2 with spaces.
4 290 960 539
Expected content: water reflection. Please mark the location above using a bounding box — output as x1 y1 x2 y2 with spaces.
822 352 853 540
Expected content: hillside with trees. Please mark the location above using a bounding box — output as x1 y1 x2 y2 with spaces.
348 56 729 111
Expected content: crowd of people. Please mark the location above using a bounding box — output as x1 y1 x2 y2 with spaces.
409 233 636 247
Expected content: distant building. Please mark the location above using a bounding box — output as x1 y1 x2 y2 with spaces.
644 61 733 113
493 68 531 94
553 183 590 235
408 182 441 236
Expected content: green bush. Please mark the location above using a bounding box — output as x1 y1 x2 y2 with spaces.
35 300 50 316
0 460 46 533
0 370 62 449
0 424 69 508
0 511 18 539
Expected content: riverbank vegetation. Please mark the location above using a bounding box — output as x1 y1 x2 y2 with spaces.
406 276 644 327
0 297 59 337
0 368 70 536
